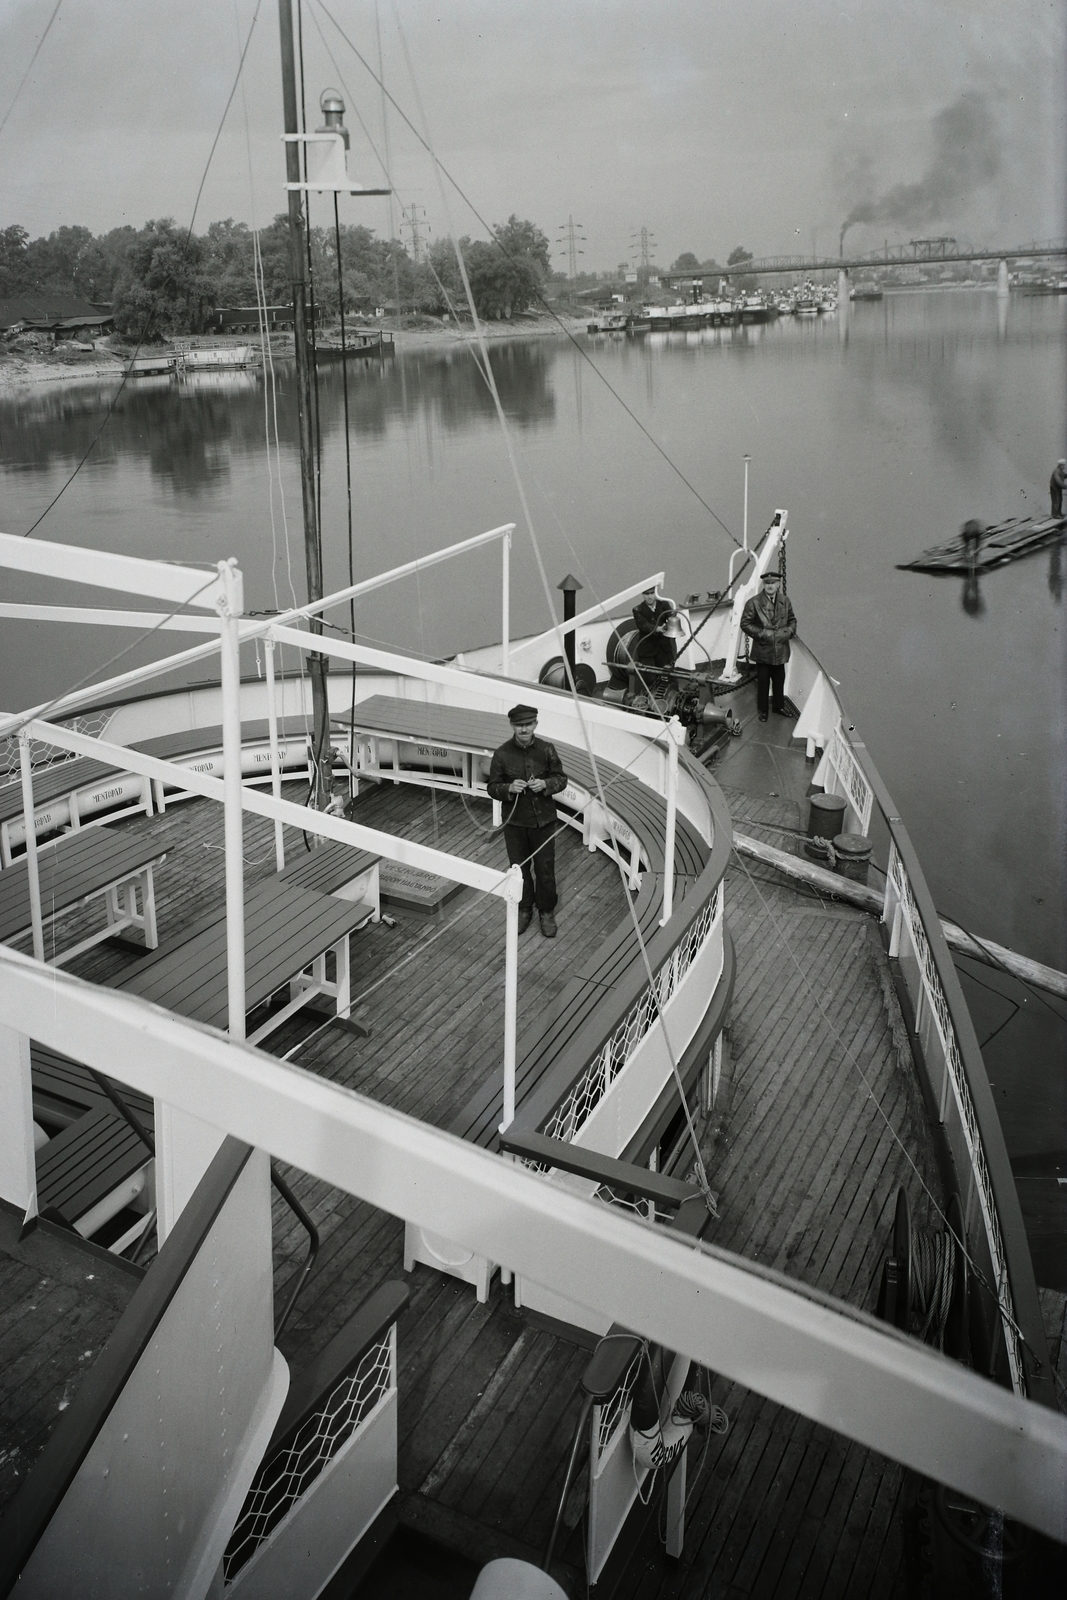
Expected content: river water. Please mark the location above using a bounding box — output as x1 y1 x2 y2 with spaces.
2 288 1065 971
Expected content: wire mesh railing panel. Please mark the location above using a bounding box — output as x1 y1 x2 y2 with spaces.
543 891 720 1146
0 712 112 790
223 1332 394 1583
887 841 1024 1393
593 1347 643 1469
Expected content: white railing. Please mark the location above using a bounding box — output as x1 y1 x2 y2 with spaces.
884 840 1024 1393
542 883 722 1146
0 710 112 791
823 721 874 835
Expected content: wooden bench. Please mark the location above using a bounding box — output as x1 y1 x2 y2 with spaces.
0 755 154 866
279 838 381 921
0 716 313 865
0 827 165 964
112 877 376 1045
31 1042 154 1136
134 717 314 814
35 1106 153 1251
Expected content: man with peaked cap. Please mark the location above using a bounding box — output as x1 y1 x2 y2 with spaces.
487 705 568 937
631 585 677 670
740 569 797 722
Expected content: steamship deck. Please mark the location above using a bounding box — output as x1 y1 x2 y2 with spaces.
1 717 961 1595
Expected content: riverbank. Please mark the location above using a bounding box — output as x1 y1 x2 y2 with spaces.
0 310 590 391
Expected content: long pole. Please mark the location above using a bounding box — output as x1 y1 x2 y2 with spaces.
218 562 246 1040
660 718 680 926
278 0 331 809
264 637 285 872
501 530 511 676
17 736 44 963
743 454 750 552
333 194 359 796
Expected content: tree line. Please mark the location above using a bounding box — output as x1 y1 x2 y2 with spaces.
0 214 554 338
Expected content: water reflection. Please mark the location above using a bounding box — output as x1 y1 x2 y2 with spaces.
0 340 557 496
1049 541 1063 602
961 569 985 616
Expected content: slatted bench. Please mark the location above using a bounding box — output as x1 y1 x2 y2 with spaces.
134 717 314 813
31 1042 154 1136
0 827 165 964
112 877 376 1045
343 693 711 892
0 717 313 866
35 1106 153 1251
278 838 381 921
0 755 154 867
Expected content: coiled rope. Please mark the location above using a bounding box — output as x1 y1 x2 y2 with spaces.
911 1226 958 1351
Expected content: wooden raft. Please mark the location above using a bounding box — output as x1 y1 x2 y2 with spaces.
899 513 1066 573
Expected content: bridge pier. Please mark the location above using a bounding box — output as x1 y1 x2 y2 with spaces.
997 258 1010 297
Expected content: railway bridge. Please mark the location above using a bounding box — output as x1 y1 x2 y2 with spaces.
663 237 1067 287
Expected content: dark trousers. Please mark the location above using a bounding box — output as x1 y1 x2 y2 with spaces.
756 663 786 715
634 634 676 669
503 822 558 912
1053 482 1063 517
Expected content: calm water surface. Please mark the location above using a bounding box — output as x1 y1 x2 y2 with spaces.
2 289 1064 969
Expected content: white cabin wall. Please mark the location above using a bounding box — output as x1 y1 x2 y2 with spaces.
0 1024 36 1217
19 1149 285 1600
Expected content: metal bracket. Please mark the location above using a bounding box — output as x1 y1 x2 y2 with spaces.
282 132 390 196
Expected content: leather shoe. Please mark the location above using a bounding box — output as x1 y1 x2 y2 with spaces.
517 908 533 935
758 712 768 722
539 912 557 939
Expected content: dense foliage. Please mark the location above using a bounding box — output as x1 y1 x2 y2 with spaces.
0 211 554 333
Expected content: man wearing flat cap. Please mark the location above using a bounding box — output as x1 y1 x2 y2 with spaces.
487 705 568 937
740 569 797 722
631 586 677 670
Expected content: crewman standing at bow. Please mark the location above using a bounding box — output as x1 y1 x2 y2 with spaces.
740 569 797 722
487 705 568 938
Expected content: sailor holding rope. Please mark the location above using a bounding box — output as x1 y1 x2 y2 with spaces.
488 706 568 939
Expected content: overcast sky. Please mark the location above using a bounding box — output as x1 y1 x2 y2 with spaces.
1 0 1063 270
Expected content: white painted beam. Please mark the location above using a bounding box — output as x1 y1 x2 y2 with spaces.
1 946 1064 1543
22 719 510 898
510 573 666 660
267 624 668 743
0 532 233 611
0 604 222 632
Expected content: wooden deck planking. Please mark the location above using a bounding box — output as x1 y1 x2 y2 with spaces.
6 751 949 1595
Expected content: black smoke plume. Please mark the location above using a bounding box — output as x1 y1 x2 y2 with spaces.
840 92 999 254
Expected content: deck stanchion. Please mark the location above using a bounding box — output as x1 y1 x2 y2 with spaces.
17 734 44 963
660 717 682 926
264 635 285 872
501 528 511 676
501 865 522 1130
218 560 247 1040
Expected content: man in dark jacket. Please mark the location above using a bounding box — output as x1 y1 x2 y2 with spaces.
631 587 677 669
487 705 568 937
740 569 797 721
1051 458 1066 518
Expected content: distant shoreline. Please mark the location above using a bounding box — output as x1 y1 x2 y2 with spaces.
0 312 590 392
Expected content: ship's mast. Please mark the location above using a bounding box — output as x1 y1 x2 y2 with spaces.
278 0 331 805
